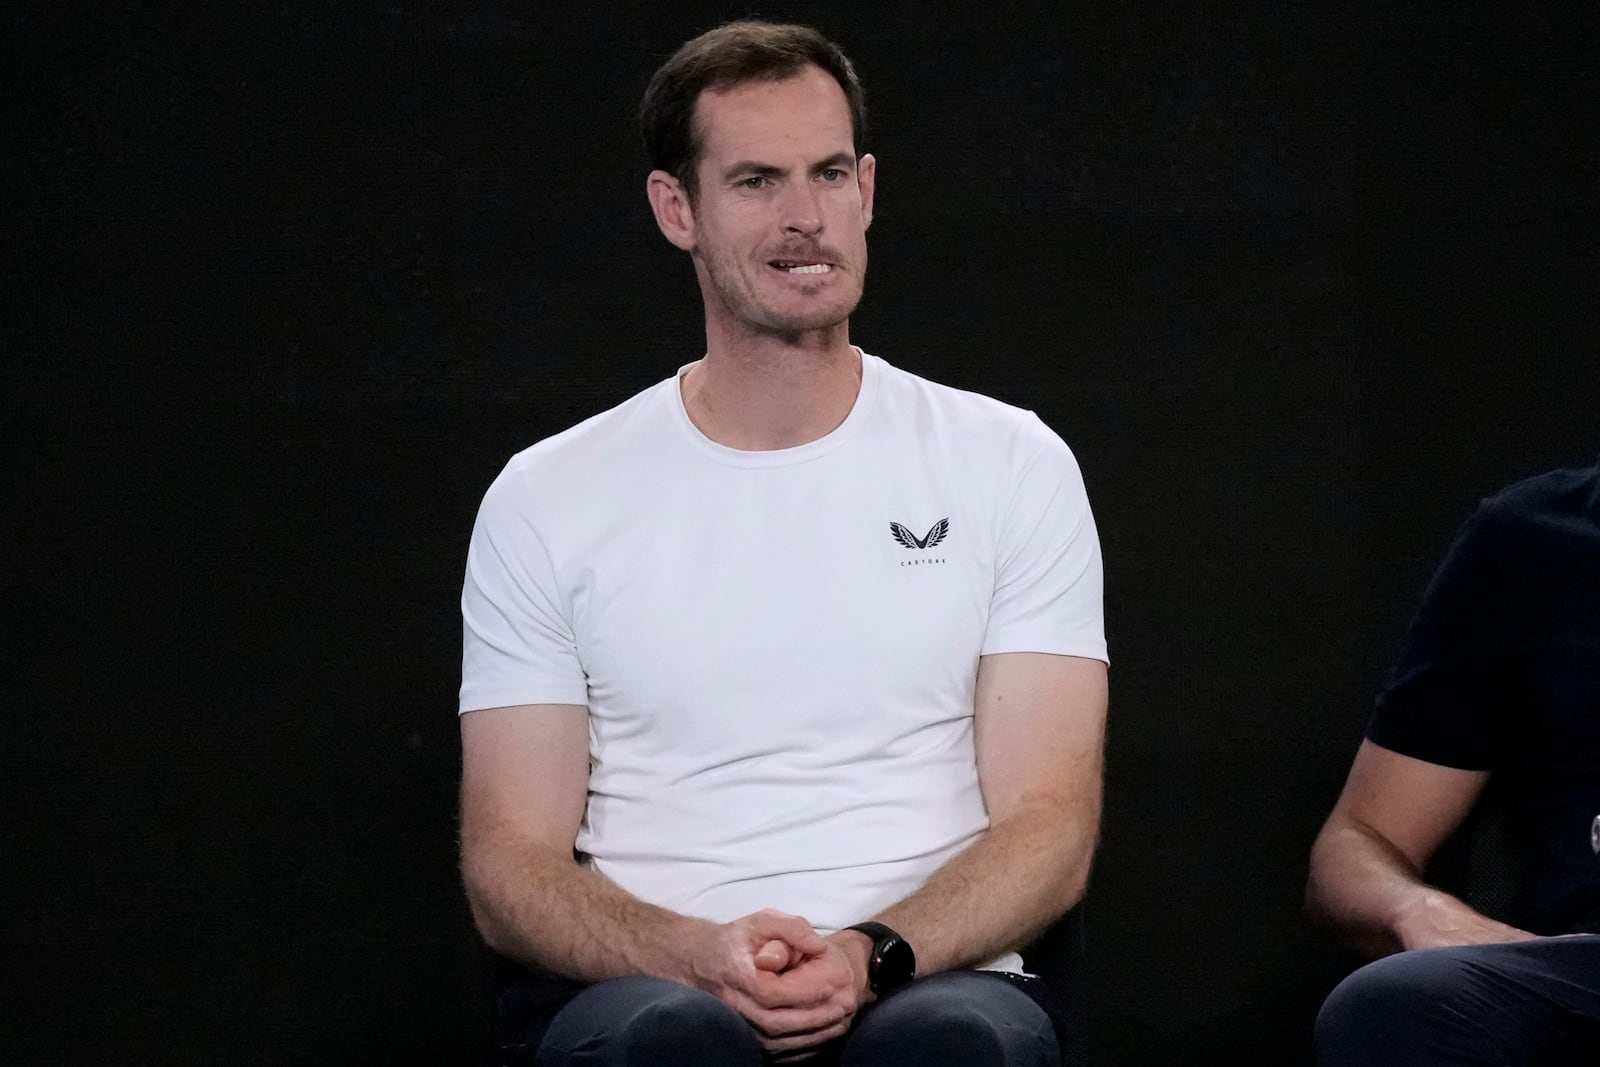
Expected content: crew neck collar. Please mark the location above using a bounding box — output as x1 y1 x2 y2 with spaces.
670 348 881 468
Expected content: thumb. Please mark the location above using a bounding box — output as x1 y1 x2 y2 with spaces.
752 911 827 956
753 938 791 972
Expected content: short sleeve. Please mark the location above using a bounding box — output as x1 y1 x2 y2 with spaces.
459 460 590 713
1366 502 1515 770
981 414 1108 663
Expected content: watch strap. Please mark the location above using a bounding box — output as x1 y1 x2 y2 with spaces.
846 920 899 943
845 921 916 994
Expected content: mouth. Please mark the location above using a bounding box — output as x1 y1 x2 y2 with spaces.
770 260 833 275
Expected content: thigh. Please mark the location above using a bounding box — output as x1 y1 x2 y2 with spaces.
841 970 1060 1067
533 975 763 1067
1316 935 1600 1067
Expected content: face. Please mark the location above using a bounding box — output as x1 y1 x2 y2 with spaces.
654 66 876 340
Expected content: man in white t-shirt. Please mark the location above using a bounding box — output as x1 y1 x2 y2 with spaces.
458 20 1109 1066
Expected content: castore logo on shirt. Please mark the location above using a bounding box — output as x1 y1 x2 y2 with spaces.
889 518 949 566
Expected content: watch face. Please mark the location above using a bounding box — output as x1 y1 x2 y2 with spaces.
873 933 916 992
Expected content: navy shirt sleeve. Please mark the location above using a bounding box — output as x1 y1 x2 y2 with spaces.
1366 500 1518 771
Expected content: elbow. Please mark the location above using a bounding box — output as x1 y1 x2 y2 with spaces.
1040 796 1100 916
1303 819 1381 943
1046 817 1098 919
1058 854 1093 915
1304 874 1334 931
460 831 575 962
460 846 518 958
1304 825 1340 927
465 887 513 957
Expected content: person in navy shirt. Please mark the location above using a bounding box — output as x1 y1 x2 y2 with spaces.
1307 459 1600 1064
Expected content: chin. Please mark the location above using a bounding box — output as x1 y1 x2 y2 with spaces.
761 296 862 334
760 312 853 336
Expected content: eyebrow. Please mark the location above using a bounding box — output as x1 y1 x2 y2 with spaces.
723 161 784 182
721 153 857 182
812 152 857 174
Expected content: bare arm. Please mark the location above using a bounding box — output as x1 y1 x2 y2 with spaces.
459 704 854 1051
829 653 1106 978
1305 739 1535 958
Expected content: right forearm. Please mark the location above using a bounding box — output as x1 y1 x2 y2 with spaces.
1306 819 1430 957
1307 744 1529 957
1306 819 1515 958
464 847 857 1053
464 843 708 983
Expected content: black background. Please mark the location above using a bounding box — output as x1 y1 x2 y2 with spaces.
7 1 1597 1063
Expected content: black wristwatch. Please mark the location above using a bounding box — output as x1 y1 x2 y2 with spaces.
845 921 916 995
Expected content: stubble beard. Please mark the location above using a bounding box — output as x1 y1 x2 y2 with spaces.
699 246 867 340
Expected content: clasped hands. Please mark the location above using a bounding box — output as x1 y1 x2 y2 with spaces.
683 908 872 1057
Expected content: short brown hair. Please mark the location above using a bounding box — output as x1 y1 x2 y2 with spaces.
640 20 867 198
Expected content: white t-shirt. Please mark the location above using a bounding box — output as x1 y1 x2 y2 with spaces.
460 352 1106 968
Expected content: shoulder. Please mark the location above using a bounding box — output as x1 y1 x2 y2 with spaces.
511 378 676 476
472 376 678 535
866 353 1076 463
489 377 675 491
1449 458 1600 566
1480 459 1600 527
871 354 1032 427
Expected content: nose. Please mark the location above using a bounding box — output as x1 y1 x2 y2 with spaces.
781 181 823 237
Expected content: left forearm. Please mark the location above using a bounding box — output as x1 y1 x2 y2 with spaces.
874 799 1098 974
868 651 1107 977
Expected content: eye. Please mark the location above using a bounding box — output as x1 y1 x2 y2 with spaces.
740 175 769 190
819 168 846 182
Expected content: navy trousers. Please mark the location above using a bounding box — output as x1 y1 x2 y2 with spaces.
1314 935 1600 1066
495 965 1064 1066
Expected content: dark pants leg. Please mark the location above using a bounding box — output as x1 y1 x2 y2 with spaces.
840 971 1062 1067
530 975 764 1066
1314 936 1600 1067
493 960 1064 1067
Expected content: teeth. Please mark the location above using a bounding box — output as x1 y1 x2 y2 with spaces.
780 263 830 274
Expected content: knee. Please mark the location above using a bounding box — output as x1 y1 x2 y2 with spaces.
847 974 1059 1066
1314 949 1479 1066
611 979 754 1055
541 976 759 1065
1319 951 1442 1032
911 1007 1007 1051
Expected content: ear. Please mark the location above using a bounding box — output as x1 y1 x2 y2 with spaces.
647 169 697 251
857 153 877 230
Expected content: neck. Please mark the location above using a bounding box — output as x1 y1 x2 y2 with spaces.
681 323 862 451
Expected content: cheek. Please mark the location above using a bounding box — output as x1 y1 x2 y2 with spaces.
707 218 762 259
831 201 868 236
